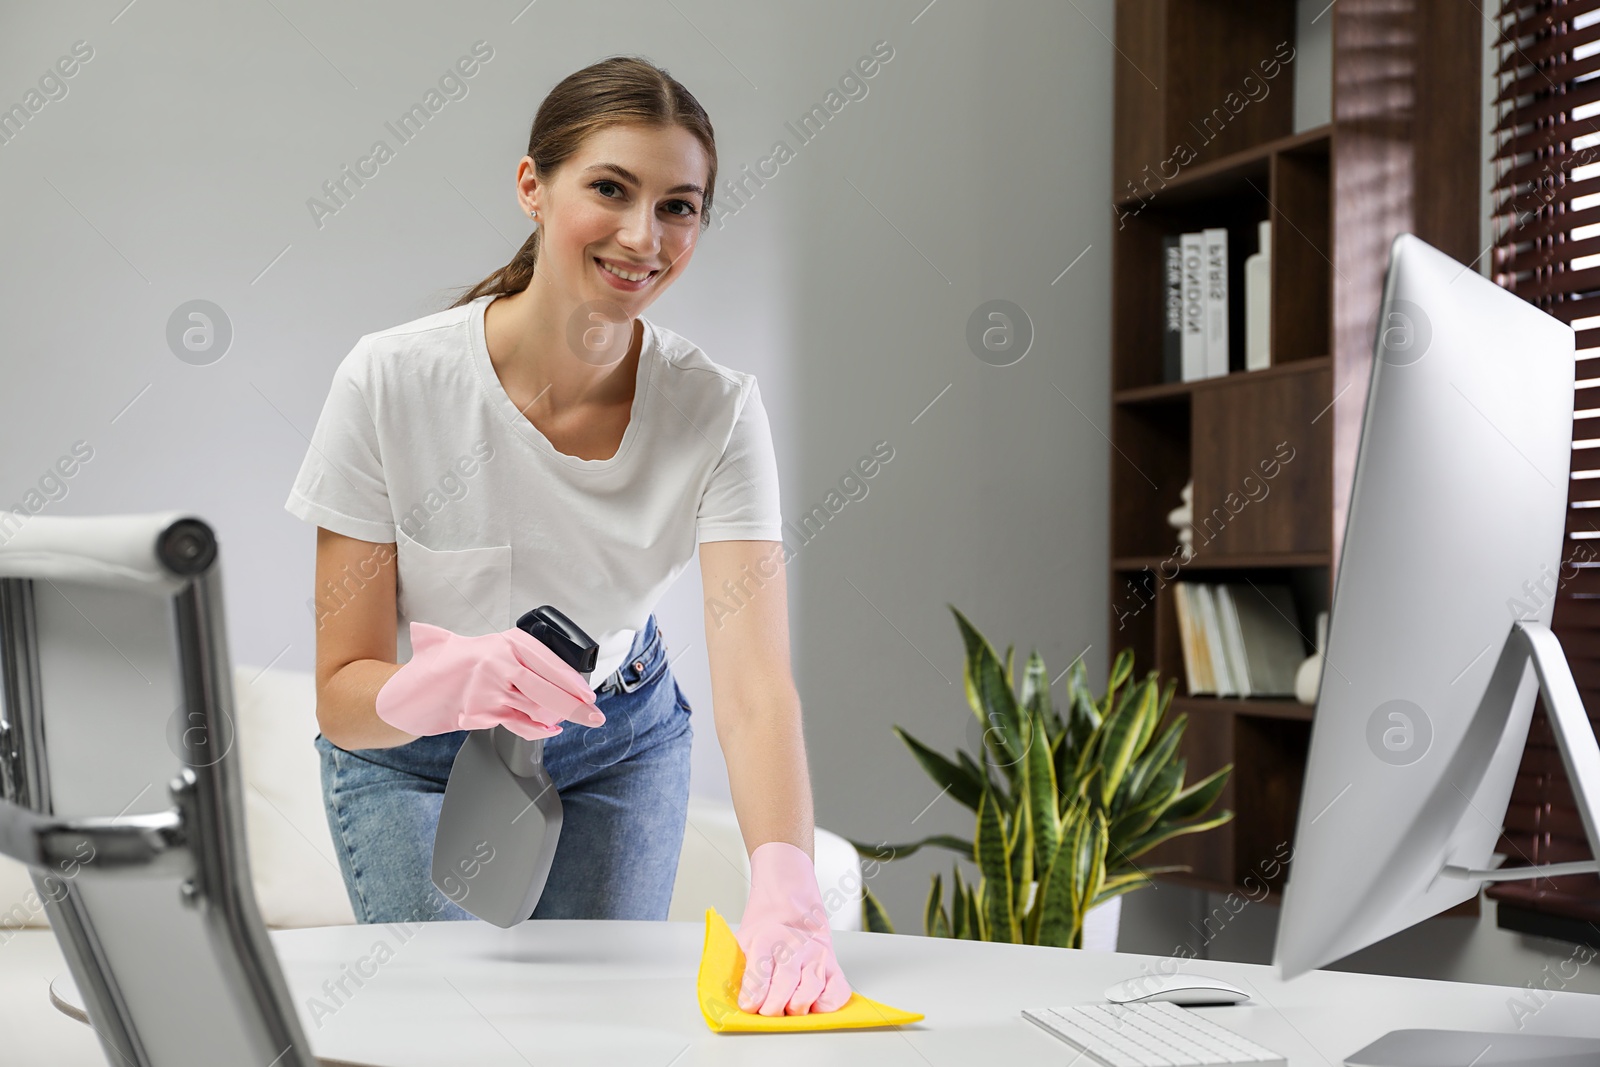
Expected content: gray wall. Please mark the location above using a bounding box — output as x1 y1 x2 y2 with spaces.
0 1 1111 933
779 1 1113 934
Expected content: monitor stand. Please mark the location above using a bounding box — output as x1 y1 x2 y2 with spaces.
1346 621 1600 1067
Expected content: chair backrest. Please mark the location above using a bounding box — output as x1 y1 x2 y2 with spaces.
0 511 315 1067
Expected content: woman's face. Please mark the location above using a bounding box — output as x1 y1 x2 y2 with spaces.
523 122 709 317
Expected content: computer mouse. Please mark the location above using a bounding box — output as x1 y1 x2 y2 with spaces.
1104 973 1251 1006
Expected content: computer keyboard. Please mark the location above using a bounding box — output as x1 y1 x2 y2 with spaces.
1022 1001 1286 1067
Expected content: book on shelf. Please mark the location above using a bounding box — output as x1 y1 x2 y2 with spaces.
1180 232 1207 382
1173 581 1307 698
1226 582 1305 696
1193 583 1236 696
1176 583 1219 695
1244 220 1272 371
1172 228 1235 382
1161 234 1183 383
1214 585 1252 699
1173 584 1206 696
1203 227 1230 379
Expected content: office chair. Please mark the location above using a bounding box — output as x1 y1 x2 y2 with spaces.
0 512 316 1066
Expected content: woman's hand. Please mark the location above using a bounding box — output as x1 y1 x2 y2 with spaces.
734 841 853 1015
375 620 605 740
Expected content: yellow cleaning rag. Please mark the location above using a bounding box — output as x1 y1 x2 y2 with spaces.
696 907 924 1033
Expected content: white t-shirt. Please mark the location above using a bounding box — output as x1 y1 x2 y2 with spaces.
284 292 784 685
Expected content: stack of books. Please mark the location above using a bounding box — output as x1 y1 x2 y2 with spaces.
1173 582 1306 698
1160 222 1271 383
1164 229 1230 383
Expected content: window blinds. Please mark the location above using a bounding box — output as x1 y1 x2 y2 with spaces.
1489 0 1600 928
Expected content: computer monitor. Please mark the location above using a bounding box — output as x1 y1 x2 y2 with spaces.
1273 234 1600 1062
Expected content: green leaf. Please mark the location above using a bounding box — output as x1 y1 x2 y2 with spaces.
1069 811 1109 949
1128 672 1164 757
862 884 895 933
952 606 1025 770
951 605 996 719
950 865 970 939
1058 787 1095 834
1035 808 1087 946
1155 675 1176 721
1098 648 1135 717
1097 679 1156 808
1072 723 1105 792
1087 864 1189 909
1121 809 1234 862
892 725 986 812
1103 864 1187 889
1007 781 1030 892
962 877 984 940
955 749 991 808
1032 823 1069 946
1065 667 1102 757
1109 762 1183 842
1019 649 1058 745
841 833 974 863
1122 759 1185 824
1024 706 1062 883
1163 764 1232 822
976 789 1016 944
1120 713 1187 809
926 872 950 937
1070 810 1105 908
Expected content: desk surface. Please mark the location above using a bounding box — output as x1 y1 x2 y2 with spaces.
50 919 1600 1066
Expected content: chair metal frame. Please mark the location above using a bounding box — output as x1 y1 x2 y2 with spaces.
0 512 315 1066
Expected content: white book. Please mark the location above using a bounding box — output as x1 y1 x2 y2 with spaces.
1245 219 1272 371
1190 584 1218 695
1193 584 1236 697
1173 583 1205 696
1203 227 1230 379
1180 232 1207 382
1214 585 1253 699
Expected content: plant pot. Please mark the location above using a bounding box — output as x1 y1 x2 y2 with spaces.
1079 894 1122 952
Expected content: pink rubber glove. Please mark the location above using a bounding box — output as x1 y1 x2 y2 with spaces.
375 620 605 741
734 841 853 1015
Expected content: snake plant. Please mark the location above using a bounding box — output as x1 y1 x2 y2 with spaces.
848 604 1233 948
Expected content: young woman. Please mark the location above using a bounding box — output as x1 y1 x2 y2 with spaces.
284 55 851 1016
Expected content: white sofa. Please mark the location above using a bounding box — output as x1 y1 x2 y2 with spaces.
0 663 863 1063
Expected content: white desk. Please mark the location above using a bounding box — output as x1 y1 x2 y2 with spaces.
49 919 1600 1066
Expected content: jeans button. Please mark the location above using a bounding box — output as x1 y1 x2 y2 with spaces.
632 659 645 672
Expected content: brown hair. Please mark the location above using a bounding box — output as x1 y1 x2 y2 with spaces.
449 55 717 308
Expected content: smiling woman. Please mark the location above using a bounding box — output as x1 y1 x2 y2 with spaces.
285 54 854 1017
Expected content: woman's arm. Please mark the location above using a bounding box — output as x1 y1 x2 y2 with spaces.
699 538 814 860
312 526 416 750
701 539 854 1014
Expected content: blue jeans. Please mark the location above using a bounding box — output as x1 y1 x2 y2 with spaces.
313 614 693 925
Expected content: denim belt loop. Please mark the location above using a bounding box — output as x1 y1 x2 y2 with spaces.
611 622 662 695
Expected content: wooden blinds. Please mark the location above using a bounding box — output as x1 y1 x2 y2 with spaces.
1489 0 1600 931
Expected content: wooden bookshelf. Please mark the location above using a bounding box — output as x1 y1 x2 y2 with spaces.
1109 0 1484 900
1113 355 1331 406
